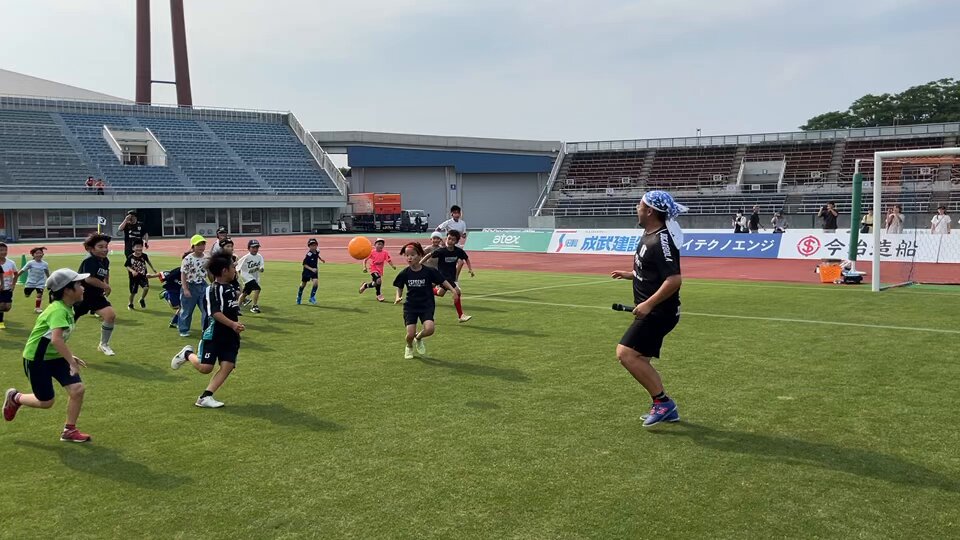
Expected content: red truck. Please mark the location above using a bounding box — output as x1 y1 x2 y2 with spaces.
343 193 428 232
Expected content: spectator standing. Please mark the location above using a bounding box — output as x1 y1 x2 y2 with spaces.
771 211 788 233
860 209 874 234
84 176 95 192
732 210 748 233
748 205 764 233
818 202 839 233
931 205 952 234
885 205 905 234
95 178 105 196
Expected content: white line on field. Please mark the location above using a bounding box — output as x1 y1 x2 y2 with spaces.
468 296 960 335
470 279 614 299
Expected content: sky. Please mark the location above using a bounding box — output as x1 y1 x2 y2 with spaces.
1 0 958 143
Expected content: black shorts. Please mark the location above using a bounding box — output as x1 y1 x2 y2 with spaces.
0 290 12 303
128 275 149 294
301 270 318 282
619 312 680 358
369 271 382 282
162 289 182 308
24 287 44 296
242 280 261 295
74 295 111 318
403 308 435 326
23 357 82 402
197 339 239 365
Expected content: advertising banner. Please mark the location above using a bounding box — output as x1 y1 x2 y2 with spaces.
776 230 960 263
465 230 553 252
549 229 781 258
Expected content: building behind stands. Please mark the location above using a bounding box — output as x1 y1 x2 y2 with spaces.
531 123 960 230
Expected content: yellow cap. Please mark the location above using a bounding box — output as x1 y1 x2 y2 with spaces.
190 234 206 246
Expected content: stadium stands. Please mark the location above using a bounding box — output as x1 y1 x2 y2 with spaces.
539 124 960 218
0 100 342 196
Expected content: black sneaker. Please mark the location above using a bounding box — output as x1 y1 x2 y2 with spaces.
139 298 146 309
127 303 134 311
251 306 261 314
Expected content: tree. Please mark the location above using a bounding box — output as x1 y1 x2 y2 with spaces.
800 78 960 130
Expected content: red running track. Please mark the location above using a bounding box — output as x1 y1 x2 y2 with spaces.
8 234 956 284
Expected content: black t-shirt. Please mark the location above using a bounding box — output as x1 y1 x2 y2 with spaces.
430 246 469 280
749 212 760 230
302 250 320 271
122 221 145 250
124 253 152 276
79 255 110 300
204 282 241 345
393 266 446 312
632 228 681 317
822 208 838 230
162 267 182 293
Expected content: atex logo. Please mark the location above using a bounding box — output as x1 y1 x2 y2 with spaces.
797 235 821 257
492 234 520 245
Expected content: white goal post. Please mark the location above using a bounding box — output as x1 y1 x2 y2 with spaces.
871 146 960 291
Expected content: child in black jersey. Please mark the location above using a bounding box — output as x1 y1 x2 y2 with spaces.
393 242 457 360
170 255 244 408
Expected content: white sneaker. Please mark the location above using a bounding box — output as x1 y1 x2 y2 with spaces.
195 396 224 408
98 343 115 356
458 314 473 323
179 332 190 338
34 308 43 314
415 338 426 357
404 345 414 360
171 345 192 370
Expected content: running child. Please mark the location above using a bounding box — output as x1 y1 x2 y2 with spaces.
170 255 244 408
393 242 457 359
435 205 468 244
297 238 325 305
424 230 475 322
0 242 18 329
359 238 396 302
124 240 157 310
237 239 265 313
75 233 117 356
159 266 183 328
3 269 92 442
19 247 50 313
422 232 444 269
218 238 242 290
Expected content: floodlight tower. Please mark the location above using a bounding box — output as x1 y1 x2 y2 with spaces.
135 0 193 107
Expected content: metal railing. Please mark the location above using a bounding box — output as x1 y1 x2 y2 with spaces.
285 112 347 197
533 145 566 216
565 122 960 153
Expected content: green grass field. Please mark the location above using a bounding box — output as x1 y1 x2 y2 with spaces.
2 254 959 538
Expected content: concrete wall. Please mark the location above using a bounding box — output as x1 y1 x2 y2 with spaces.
460 173 543 228
352 167 450 225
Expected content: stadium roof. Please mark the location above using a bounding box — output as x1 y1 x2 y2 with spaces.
0 68 129 103
313 130 560 155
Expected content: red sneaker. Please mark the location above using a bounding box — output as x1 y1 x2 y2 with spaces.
3 388 20 422
60 428 92 443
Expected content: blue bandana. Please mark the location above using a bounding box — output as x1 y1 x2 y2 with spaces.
641 190 688 246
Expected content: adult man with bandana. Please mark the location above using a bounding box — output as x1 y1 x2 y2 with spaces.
611 190 685 427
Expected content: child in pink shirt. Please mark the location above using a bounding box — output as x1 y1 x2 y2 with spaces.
359 238 397 302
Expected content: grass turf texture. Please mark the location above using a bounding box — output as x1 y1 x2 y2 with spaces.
2 254 960 538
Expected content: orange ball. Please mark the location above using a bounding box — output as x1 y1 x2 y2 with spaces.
348 236 373 260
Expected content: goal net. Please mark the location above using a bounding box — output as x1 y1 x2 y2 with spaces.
856 147 960 291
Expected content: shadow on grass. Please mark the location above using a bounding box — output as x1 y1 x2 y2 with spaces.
416 356 530 383
238 340 274 352
305 304 367 314
86 361 180 383
221 403 346 432
465 401 501 410
14 441 191 490
653 422 960 493
456 304 507 313
456 324 545 338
